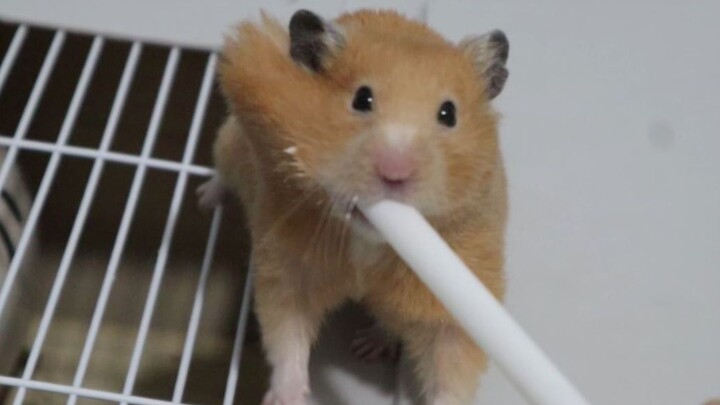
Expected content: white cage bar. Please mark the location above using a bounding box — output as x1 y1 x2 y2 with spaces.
0 30 66 317
172 207 223 403
0 25 27 94
117 45 181 405
11 34 105 405
65 40 144 405
222 257 254 405
119 48 211 405
169 53 219 404
0 137 213 177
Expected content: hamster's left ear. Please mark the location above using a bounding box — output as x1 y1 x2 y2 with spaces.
459 30 509 99
289 9 345 72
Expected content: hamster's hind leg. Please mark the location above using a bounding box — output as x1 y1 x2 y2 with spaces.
256 275 317 405
404 323 487 405
350 322 401 363
254 256 344 405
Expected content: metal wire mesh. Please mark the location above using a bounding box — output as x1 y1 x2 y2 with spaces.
0 22 255 405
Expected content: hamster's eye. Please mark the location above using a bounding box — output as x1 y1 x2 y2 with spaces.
352 86 374 112
437 101 456 127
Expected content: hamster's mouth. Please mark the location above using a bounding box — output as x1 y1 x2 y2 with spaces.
327 185 415 228
323 175 423 233
327 195 371 229
351 206 370 225
347 205 381 240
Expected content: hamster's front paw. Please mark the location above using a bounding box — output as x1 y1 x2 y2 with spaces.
196 175 227 211
261 385 309 405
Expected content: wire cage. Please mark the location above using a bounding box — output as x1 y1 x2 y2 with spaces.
0 22 263 405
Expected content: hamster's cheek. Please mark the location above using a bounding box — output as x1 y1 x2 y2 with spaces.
314 144 376 200
412 161 451 215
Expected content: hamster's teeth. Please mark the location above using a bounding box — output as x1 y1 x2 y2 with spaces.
284 146 298 155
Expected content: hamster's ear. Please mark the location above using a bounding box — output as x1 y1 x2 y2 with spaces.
289 9 344 72
459 30 509 99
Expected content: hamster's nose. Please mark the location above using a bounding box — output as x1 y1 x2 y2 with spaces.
372 146 417 190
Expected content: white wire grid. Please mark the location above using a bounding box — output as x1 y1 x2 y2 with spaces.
0 25 254 405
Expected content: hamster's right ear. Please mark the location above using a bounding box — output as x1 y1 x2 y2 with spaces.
289 9 345 72
459 30 509 100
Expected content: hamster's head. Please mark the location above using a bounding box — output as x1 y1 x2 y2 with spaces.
220 9 509 234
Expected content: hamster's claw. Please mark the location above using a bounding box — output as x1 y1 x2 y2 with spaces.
350 326 401 363
196 176 227 211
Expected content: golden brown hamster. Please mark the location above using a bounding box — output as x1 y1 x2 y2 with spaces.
200 8 510 405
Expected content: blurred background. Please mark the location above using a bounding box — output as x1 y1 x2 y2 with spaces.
0 0 718 404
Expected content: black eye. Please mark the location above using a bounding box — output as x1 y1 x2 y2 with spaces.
437 101 456 127
352 86 373 112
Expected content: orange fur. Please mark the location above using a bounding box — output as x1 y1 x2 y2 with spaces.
214 9 507 405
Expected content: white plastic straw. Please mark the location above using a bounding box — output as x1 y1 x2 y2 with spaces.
360 200 591 405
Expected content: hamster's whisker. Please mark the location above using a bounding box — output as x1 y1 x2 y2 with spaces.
331 193 352 270
336 195 355 269
254 188 316 252
306 203 325 259
329 190 353 267
336 221 349 270
320 197 338 266
307 196 333 265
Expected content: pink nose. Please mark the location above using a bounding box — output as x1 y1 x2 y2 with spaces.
372 147 417 185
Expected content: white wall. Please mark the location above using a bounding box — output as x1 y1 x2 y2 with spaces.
434 2 720 405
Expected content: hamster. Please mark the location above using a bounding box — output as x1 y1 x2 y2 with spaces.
201 8 509 405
